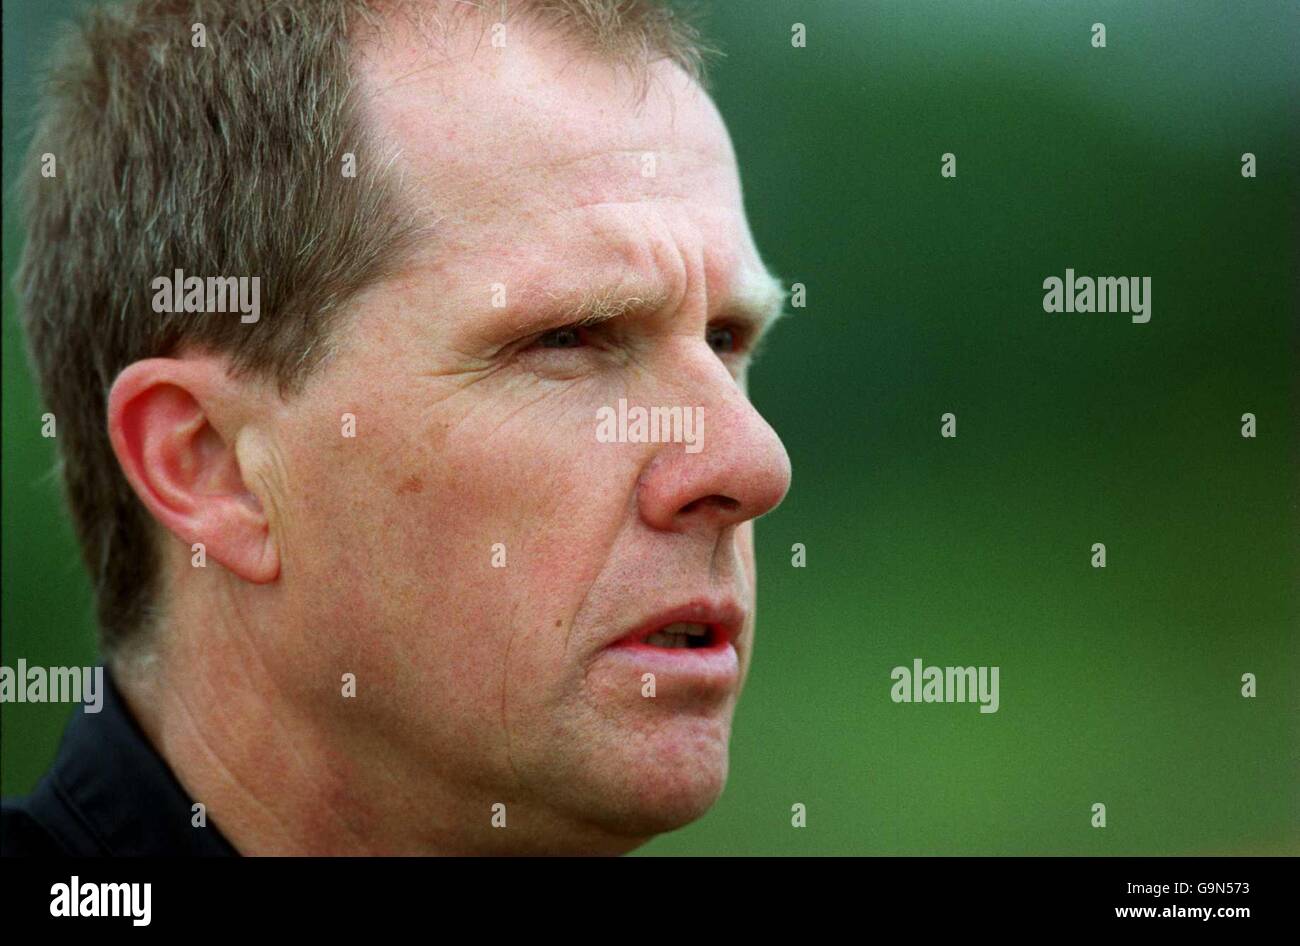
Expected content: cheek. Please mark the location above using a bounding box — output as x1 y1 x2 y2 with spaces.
273 370 650 751
329 389 635 661
403 392 633 587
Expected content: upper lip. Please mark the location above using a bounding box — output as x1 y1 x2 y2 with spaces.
608 597 746 649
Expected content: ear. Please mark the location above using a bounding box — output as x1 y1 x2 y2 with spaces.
107 356 279 584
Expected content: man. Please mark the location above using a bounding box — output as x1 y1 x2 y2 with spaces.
3 0 791 855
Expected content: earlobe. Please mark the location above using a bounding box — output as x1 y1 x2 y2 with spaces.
107 357 280 585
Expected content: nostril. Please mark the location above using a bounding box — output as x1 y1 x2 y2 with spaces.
679 494 740 516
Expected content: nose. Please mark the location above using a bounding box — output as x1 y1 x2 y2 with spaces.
636 365 792 534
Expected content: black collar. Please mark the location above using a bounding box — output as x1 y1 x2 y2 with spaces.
10 665 239 856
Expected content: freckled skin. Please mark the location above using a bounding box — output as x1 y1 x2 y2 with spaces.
396 474 424 495
132 18 791 856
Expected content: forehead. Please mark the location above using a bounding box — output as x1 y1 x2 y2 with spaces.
353 15 762 299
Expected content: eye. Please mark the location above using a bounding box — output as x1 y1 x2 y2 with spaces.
537 325 586 349
706 324 740 355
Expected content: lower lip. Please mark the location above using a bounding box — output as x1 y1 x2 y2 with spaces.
601 638 740 687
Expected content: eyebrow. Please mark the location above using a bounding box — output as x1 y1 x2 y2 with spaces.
523 270 790 339
724 272 790 339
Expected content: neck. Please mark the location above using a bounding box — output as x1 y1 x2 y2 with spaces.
113 591 646 855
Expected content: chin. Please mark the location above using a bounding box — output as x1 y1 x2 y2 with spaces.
575 714 735 841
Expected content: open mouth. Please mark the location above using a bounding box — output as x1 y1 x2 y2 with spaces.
641 622 717 650
606 599 744 657
601 601 743 684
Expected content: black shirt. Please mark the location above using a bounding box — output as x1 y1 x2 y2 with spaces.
1 666 239 856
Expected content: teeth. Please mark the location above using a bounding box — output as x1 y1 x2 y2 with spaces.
660 622 709 637
645 632 689 648
643 623 710 648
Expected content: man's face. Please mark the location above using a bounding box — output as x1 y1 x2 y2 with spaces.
256 22 790 852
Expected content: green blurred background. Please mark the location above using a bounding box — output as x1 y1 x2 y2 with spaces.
3 1 1297 854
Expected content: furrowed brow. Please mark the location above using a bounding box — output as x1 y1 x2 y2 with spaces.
508 271 788 337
